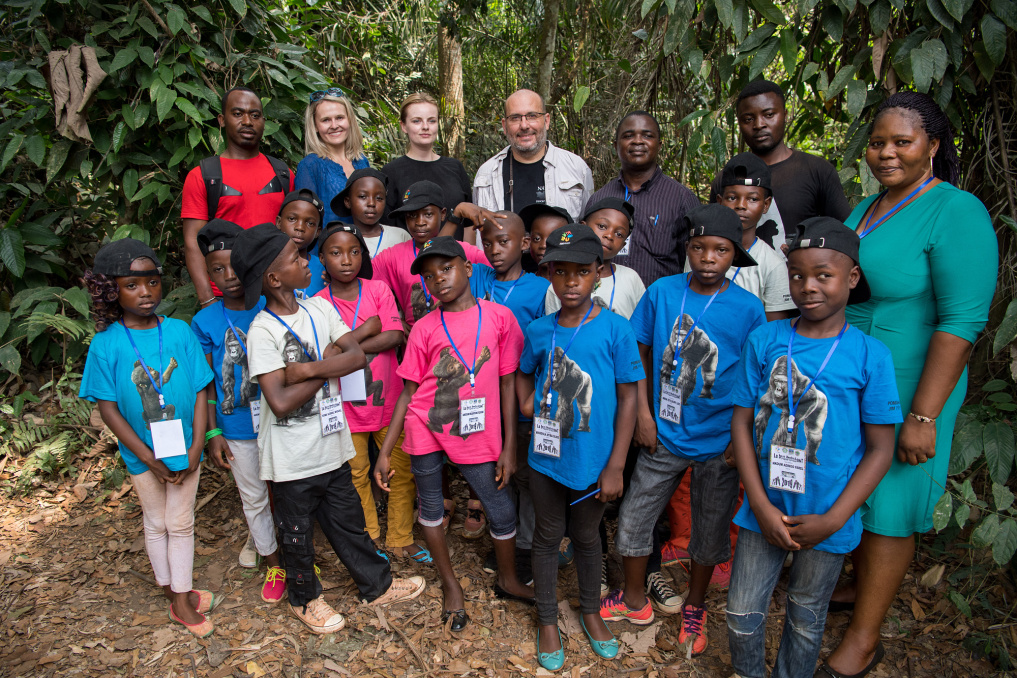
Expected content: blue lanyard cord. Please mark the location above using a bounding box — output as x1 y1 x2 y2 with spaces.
121 318 167 410
730 238 757 283
440 303 483 390
265 301 328 395
858 176 934 239
373 230 384 257
220 304 248 357
605 263 616 311
786 320 848 434
671 274 722 382
412 242 433 309
327 280 363 330
496 275 523 304
547 303 595 406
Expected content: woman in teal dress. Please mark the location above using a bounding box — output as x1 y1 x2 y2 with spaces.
816 94 998 677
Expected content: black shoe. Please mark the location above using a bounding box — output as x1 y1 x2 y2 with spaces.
441 608 470 631
482 549 498 574
814 642 884 678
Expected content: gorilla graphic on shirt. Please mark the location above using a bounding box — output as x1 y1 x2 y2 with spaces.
348 353 385 407
410 282 435 321
754 356 827 465
277 336 319 425
428 345 491 439
537 346 592 438
660 313 718 404
221 327 256 415
132 358 178 426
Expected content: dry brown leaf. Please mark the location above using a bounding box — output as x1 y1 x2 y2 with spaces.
920 564 945 589
911 598 927 621
619 622 660 655
246 660 266 677
149 628 176 652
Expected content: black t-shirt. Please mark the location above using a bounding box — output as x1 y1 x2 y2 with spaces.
381 155 472 238
502 154 546 213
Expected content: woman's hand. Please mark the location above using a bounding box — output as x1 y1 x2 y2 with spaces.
897 415 937 465
597 465 624 502
208 436 234 470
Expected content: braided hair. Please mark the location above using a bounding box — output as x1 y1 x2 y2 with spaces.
83 270 123 332
873 92 960 185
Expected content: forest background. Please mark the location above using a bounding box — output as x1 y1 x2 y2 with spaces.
3 0 1017 668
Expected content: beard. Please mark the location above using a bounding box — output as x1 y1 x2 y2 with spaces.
511 127 548 155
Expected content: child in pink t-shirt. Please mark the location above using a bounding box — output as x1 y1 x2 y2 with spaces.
313 224 431 563
376 237 533 631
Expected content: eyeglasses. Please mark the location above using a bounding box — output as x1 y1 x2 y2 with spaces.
504 112 545 124
310 87 345 103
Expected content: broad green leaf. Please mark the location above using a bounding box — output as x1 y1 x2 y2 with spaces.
710 126 726 165
932 491 953 531
992 0 1017 29
947 590 972 618
226 0 248 18
112 122 127 153
869 0 891 34
267 69 293 89
927 0 955 28
732 0 749 40
826 65 856 98
0 229 25 277
686 49 704 77
108 47 138 73
679 109 711 127
61 287 91 318
188 126 202 149
134 102 150 129
983 420 1016 484
942 0 974 22
846 80 867 118
1 133 24 173
993 299 1017 355
994 482 1015 512
0 345 20 375
982 15 1007 66
959 478 978 503
138 46 155 68
925 39 948 80
802 62 820 81
983 379 1009 392
167 6 187 35
80 159 93 179
24 135 44 167
0 312 9 339
749 0 785 23
111 224 134 241
949 419 983 475
954 501 971 528
641 0 658 17
975 44 996 81
573 86 591 113
779 30 797 73
716 0 734 27
168 145 190 167
10 286 62 310
662 18 683 56
131 181 163 203
156 87 178 122
749 37 780 80
123 168 139 200
822 5 843 42
738 23 776 54
994 518 1017 566
45 140 71 184
192 5 213 22
972 513 1001 548
911 44 934 92
175 97 204 124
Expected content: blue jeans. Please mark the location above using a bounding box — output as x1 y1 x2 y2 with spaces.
727 528 844 678
410 451 517 539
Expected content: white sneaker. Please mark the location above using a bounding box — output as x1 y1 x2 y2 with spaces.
291 595 345 634
239 532 259 568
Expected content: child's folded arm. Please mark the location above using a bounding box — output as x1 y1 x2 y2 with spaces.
359 329 404 354
349 316 382 343
600 381 638 502
96 399 178 484
514 370 536 419
286 333 367 383
495 372 517 490
258 367 326 419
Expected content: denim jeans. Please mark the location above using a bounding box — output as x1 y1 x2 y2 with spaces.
727 528 844 678
410 451 517 538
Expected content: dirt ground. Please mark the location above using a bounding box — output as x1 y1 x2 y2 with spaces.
0 451 1003 678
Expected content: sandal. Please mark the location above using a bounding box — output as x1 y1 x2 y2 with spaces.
191 589 216 614
168 603 215 638
814 643 885 678
395 544 434 564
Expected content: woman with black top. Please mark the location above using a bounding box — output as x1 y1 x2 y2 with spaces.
382 93 474 242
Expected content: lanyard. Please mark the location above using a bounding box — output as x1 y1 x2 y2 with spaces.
496 275 523 304
547 303 595 406
730 238 757 283
671 274 722 382
440 304 483 390
327 280 363 330
220 304 248 357
858 176 933 239
412 242 433 310
265 302 328 395
605 263 616 311
786 320 848 434
121 318 167 410
373 230 384 257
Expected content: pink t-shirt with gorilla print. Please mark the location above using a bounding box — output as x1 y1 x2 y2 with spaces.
397 299 523 464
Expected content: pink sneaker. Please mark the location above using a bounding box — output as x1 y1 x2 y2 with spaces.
261 566 286 603
710 559 732 589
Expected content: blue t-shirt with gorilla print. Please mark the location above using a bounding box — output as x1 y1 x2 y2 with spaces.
630 272 765 461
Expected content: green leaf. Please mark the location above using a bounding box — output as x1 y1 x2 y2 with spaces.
138 46 155 68
911 44 934 92
45 140 71 185
24 135 44 167
662 18 683 56
641 0 658 17
947 589 972 618
994 483 1015 512
679 109 712 126
112 122 127 154
11 286 62 310
61 287 91 318
869 0 891 34
994 299 1017 355
192 5 213 22
123 168 139 200
108 47 138 74
134 102 151 129
188 126 202 149
175 97 204 124
779 30 797 73
710 126 726 165
685 49 704 76
131 181 163 203
932 491 953 531
573 86 590 113
716 0 734 27
846 80 867 118
0 311 9 339
925 39 948 80
738 23 777 54
749 37 780 80
167 6 187 35
926 0 955 28
826 65 856 98
954 501 970 528
983 379 1010 392
973 513 1001 548
1 133 24 173
226 0 247 18
0 229 25 277
942 0 974 23
994 518 1017 566
156 87 178 122
992 0 1017 29
982 15 1007 66
168 145 190 167
950 420 984 475
0 345 20 375
983 420 1016 484
80 159 93 179
822 5 843 42
749 0 785 23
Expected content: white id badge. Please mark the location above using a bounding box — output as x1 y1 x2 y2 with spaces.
150 418 186 459
319 395 346 436
250 399 261 433
659 384 682 424
618 238 631 257
340 369 367 402
769 444 806 494
533 417 561 458
460 397 486 434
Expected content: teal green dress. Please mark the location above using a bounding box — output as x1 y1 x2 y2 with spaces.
845 182 997 536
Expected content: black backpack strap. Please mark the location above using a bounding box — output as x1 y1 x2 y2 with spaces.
198 156 223 219
262 154 291 195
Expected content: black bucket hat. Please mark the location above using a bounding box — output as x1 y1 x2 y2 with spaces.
93 238 162 277
684 204 757 267
330 168 390 218
787 217 872 305
231 223 293 310
541 223 603 266
318 222 374 280
409 236 466 275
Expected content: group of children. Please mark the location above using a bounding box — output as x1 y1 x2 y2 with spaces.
80 155 901 678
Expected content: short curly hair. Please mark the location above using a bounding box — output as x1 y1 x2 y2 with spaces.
83 270 123 332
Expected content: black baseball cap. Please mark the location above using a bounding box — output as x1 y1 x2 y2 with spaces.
541 223 603 266
719 152 772 192
409 236 466 275
519 203 571 232
787 217 871 304
390 180 445 216
197 219 243 257
582 197 635 229
279 189 325 248
231 223 293 310
93 238 162 277
684 203 757 267
330 169 389 218
318 222 374 280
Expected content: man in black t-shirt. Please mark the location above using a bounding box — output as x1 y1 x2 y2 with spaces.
715 80 851 250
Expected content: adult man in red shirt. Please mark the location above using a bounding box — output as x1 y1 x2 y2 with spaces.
181 87 295 306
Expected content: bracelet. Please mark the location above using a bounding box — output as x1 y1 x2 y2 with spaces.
908 412 936 424
205 428 223 442
207 399 217 405
198 297 217 306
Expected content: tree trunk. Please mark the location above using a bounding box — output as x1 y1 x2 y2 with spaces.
536 0 561 103
438 21 466 161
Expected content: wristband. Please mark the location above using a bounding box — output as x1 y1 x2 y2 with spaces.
199 297 217 306
207 399 217 405
908 412 936 424
205 428 223 442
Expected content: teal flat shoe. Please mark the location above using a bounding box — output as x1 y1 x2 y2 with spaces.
536 626 565 671
581 615 619 659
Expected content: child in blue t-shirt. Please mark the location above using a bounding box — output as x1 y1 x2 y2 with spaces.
189 220 284 602
517 224 644 670
602 204 766 657
79 239 216 638
727 218 900 678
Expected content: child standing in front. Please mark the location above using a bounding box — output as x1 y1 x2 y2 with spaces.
374 237 533 632
234 224 424 634
314 223 429 563
276 188 325 298
601 204 766 657
517 224 644 670
80 239 216 637
330 168 411 257
727 218 899 678
190 220 284 601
